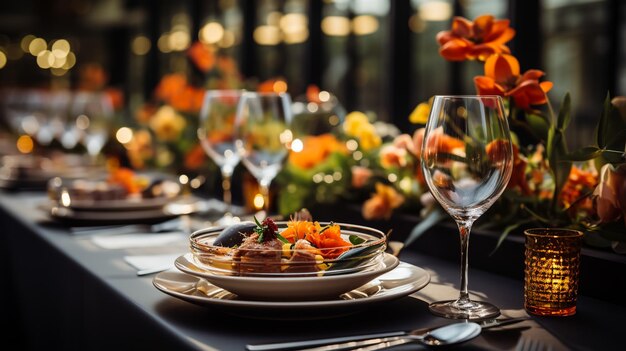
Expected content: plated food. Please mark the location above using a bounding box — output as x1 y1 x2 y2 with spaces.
189 214 388 278
47 167 182 210
0 153 96 190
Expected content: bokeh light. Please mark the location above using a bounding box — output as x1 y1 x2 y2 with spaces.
28 38 47 56
131 36 151 55
199 22 224 44
352 15 379 35
16 135 34 154
116 127 133 144
253 25 281 45
321 16 351 36
0 51 6 69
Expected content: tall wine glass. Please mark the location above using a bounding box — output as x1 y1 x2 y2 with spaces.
197 90 244 220
421 95 513 320
234 92 293 215
69 91 113 164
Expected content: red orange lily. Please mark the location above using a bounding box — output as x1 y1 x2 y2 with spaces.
436 15 515 61
474 54 553 111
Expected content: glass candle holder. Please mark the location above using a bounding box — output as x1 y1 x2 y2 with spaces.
524 228 583 316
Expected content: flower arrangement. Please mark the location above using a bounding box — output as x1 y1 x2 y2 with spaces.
364 14 626 250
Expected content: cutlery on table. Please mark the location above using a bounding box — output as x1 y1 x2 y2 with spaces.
246 317 529 351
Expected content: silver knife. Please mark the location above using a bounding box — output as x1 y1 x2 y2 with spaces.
245 317 529 351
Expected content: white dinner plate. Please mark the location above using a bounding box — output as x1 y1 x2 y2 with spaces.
153 261 430 320
174 253 400 301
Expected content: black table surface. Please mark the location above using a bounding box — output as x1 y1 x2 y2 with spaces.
0 191 623 350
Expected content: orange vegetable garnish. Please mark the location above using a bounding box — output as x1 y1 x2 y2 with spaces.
281 220 351 259
108 167 142 194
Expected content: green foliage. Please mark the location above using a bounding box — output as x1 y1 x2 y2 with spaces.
275 151 351 216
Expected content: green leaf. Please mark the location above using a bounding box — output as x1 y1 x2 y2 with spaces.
276 233 291 244
596 93 613 148
349 234 366 245
490 220 532 256
404 208 448 248
525 113 550 141
563 146 602 161
557 93 572 131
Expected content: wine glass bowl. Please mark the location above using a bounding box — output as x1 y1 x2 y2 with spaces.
421 95 513 320
197 90 244 217
69 91 113 161
234 92 293 214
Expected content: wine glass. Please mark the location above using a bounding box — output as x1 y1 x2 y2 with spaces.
197 90 245 221
420 95 513 320
69 91 114 163
234 92 293 215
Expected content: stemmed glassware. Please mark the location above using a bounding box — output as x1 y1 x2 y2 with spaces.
69 91 114 164
234 92 293 215
420 95 513 320
197 90 244 221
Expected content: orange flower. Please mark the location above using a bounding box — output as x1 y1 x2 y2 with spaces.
487 141 529 195
306 84 321 104
594 164 626 225
436 15 515 61
135 103 157 124
78 63 108 90
257 78 288 93
379 144 408 169
560 165 597 213
288 134 346 170
362 183 405 220
281 220 350 259
155 74 187 102
169 86 205 113
307 222 351 259
474 54 553 111
281 220 316 243
184 143 207 170
104 88 124 110
414 127 465 161
351 166 372 188
187 42 216 73
216 56 239 75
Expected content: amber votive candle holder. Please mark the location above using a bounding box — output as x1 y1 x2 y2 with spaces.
524 228 583 316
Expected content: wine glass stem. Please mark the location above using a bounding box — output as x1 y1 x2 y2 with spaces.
220 170 233 214
457 219 474 304
259 182 270 215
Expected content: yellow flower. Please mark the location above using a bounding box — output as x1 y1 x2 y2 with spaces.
357 126 382 151
343 111 382 151
343 111 370 136
409 98 432 124
149 105 187 142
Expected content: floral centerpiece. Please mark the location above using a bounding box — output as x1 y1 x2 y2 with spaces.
357 14 626 251
123 42 245 173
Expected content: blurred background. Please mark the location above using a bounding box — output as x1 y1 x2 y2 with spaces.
0 0 623 149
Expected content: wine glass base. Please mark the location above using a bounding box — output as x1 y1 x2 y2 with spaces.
429 300 500 320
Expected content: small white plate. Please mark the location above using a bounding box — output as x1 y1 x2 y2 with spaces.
174 252 400 301
154 262 430 319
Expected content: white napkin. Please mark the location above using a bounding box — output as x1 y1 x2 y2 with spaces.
123 253 181 271
91 231 186 249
